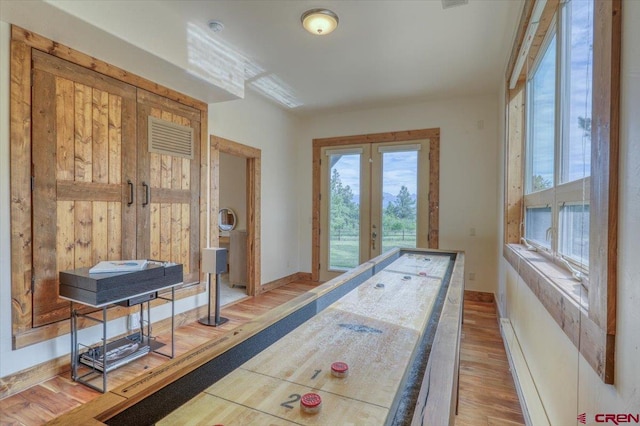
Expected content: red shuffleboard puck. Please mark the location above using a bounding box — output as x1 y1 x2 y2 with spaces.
300 392 322 414
331 361 349 378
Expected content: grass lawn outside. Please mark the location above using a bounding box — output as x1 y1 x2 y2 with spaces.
329 233 417 270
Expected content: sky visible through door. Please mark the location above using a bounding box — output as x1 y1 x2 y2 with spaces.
333 153 418 206
329 150 418 270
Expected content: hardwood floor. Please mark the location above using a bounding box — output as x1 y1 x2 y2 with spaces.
455 299 525 426
0 285 524 425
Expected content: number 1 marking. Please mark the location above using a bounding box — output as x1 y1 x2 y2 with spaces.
311 369 322 379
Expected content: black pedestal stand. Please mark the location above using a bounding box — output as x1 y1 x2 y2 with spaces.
198 273 228 327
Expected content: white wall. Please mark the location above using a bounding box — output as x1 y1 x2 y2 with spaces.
220 152 247 233
210 92 302 284
497 0 640 422
297 95 500 293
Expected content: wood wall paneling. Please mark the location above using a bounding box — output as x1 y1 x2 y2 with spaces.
29 52 138 327
10 26 208 348
587 0 621 383
32 68 66 326
505 82 525 244
136 94 201 285
10 39 34 338
428 136 440 248
12 26 206 110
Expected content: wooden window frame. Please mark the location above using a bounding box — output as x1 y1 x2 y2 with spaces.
522 5 592 279
311 128 440 282
9 26 209 349
504 0 620 383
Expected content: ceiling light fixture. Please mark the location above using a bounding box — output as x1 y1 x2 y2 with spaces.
301 9 339 35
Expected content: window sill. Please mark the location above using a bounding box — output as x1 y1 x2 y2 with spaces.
503 244 610 381
506 244 588 310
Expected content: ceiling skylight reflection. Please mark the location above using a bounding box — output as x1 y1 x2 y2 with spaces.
186 22 302 108
250 74 303 109
187 22 245 98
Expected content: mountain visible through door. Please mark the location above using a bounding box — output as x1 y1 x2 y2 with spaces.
320 140 429 281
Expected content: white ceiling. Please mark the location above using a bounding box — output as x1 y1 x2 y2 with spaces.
155 0 523 114
1 0 523 115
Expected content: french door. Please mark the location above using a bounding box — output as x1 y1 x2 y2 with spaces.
319 140 430 281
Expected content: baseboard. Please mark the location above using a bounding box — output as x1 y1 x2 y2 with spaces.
463 290 495 303
0 354 70 399
500 318 550 426
258 272 313 294
0 271 313 399
0 302 207 400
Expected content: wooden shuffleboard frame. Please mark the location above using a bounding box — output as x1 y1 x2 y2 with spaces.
47 248 464 426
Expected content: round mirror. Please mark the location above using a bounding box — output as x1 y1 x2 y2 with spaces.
218 208 237 232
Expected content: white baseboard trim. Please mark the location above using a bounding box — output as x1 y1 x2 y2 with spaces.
500 318 550 426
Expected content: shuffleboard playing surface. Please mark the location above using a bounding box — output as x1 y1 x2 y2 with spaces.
158 253 454 425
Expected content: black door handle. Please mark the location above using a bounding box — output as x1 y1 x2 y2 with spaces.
127 180 134 206
142 182 150 207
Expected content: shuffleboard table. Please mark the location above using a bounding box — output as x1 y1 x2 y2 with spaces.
47 248 464 426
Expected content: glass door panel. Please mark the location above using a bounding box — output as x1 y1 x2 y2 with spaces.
380 149 419 253
328 152 361 270
320 146 370 281
370 141 429 259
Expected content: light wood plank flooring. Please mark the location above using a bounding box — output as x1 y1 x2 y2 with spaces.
0 284 523 425
455 299 525 426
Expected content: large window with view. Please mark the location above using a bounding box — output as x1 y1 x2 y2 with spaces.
505 0 619 383
524 0 593 282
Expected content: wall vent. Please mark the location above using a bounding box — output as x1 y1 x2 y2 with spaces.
441 0 469 9
148 116 194 159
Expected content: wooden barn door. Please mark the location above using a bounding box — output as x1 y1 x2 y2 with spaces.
136 90 201 286
31 51 137 326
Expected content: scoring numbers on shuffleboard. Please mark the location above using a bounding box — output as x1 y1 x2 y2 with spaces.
280 394 301 409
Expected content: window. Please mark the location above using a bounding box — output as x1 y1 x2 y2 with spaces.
523 0 593 278
504 0 619 383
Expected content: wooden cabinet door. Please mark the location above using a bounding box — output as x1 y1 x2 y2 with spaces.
136 90 201 285
31 51 137 326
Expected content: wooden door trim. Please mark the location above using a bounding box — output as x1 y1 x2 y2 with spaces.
210 135 261 297
311 128 440 282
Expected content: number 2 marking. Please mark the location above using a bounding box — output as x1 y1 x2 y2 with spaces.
280 393 301 409
311 369 322 379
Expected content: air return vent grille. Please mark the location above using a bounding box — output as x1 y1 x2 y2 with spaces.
148 116 194 159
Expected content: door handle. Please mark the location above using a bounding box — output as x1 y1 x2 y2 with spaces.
142 182 150 207
127 180 134 206
372 231 377 250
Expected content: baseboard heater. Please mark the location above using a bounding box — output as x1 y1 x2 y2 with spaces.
500 318 550 426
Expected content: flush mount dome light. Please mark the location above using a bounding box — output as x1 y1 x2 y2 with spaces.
301 8 339 35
